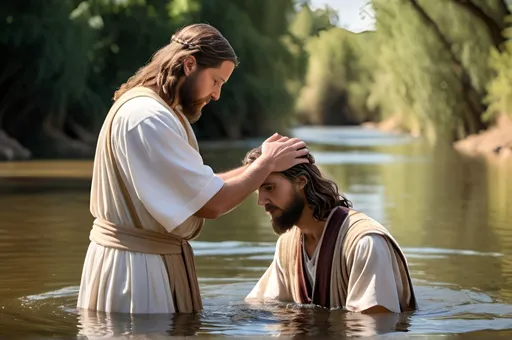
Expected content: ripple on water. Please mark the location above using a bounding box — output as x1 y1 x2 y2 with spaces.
8 252 512 338
189 241 505 260
291 126 417 147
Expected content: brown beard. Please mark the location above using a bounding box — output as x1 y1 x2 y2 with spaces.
178 69 211 123
266 192 306 235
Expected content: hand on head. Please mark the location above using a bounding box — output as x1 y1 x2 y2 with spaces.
260 133 309 172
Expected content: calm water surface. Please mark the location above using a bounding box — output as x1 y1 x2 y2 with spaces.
1 127 512 339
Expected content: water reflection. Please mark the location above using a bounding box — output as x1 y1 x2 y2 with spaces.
1 128 512 338
313 140 512 303
487 160 512 301
77 303 413 339
77 309 202 338
245 304 413 338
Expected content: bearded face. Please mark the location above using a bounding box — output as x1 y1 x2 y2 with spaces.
258 173 307 235
177 69 211 123
177 59 234 123
266 191 306 235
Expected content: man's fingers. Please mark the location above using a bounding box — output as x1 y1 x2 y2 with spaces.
290 141 307 151
294 157 310 166
284 137 302 146
265 133 281 143
296 147 309 157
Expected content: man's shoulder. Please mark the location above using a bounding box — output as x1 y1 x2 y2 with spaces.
344 209 389 232
276 227 301 251
114 96 182 132
355 233 388 250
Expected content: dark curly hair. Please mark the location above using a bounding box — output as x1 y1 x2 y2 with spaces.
242 146 353 220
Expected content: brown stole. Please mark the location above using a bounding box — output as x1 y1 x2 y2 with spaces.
282 206 417 311
89 86 203 313
297 207 349 306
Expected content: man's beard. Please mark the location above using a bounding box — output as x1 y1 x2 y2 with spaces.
266 193 306 235
178 70 211 123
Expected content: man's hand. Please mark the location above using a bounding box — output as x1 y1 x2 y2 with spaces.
195 133 309 219
259 133 309 172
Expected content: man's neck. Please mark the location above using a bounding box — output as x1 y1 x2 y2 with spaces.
296 206 329 254
146 84 179 109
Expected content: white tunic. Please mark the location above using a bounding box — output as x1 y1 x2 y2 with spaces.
247 230 406 313
77 96 224 314
301 220 327 293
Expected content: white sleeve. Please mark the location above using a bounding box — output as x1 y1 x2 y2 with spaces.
245 238 292 303
121 109 224 232
345 234 402 313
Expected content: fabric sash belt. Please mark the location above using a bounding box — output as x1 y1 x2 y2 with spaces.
90 217 203 313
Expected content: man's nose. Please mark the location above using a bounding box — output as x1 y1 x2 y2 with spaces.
211 88 221 101
257 194 268 206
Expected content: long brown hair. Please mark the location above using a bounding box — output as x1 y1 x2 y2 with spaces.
113 23 238 105
243 146 353 220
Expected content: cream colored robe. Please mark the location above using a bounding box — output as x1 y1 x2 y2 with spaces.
246 207 417 313
77 87 224 314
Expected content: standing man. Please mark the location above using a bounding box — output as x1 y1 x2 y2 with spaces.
77 23 309 314
242 147 417 314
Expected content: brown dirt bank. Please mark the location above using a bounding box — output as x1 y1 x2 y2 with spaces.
362 115 512 160
0 160 93 179
453 115 512 160
0 130 31 161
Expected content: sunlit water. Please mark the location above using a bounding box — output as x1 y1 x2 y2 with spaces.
1 127 512 339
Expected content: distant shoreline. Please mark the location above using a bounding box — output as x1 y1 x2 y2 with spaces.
2 121 511 169
362 115 512 161
0 160 94 179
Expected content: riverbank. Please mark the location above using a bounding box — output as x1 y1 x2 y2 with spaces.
0 160 93 178
362 115 512 160
3 118 512 163
0 130 31 161
453 115 512 160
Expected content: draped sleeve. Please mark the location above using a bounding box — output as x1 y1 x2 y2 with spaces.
114 97 224 232
345 234 403 313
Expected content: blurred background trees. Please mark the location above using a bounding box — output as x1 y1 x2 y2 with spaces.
1 0 511 159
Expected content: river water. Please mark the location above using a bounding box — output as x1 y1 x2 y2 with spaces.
0 127 511 339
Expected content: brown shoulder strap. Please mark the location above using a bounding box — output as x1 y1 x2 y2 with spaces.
312 207 349 307
103 86 190 229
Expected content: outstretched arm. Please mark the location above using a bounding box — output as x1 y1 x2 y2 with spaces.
195 134 309 219
216 165 248 181
216 135 290 181
122 106 307 232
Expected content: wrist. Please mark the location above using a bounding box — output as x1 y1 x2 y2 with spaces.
251 155 275 174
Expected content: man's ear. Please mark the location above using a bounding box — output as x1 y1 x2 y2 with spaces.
183 56 197 76
295 175 308 190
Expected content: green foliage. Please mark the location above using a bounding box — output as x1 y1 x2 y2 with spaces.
296 28 376 125
84 0 178 116
190 0 298 139
365 0 510 141
484 23 512 121
292 0 512 142
2 0 512 159
0 0 303 157
369 0 457 140
289 4 338 40
0 1 100 145
283 4 339 123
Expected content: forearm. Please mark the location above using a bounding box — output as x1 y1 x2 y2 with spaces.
195 158 273 218
216 164 248 181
